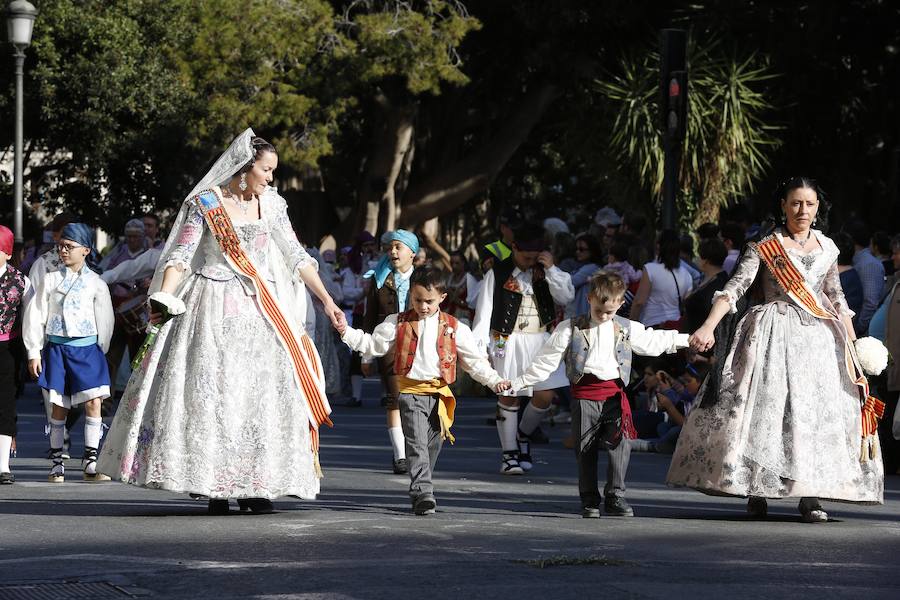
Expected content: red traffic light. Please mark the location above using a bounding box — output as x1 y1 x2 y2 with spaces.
669 77 681 98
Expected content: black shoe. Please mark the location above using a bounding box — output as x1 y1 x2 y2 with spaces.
344 397 362 407
392 458 409 474
208 499 230 515
237 498 275 514
516 437 533 472
0 472 14 485
582 506 601 518
747 496 768 519
413 494 437 516
529 426 549 445
604 496 634 517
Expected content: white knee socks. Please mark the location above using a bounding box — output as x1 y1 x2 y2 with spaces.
518 403 550 439
85 416 102 449
496 403 519 452
0 434 11 472
388 426 406 460
49 418 66 449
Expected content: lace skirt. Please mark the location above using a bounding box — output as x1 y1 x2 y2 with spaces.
667 301 883 504
98 274 321 500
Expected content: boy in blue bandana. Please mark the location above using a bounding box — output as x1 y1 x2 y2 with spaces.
363 229 419 474
23 223 114 483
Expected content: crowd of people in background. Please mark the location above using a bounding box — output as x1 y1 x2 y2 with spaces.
1 169 897 518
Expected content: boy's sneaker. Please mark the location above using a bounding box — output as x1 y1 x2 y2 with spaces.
500 451 524 475
582 506 601 519
392 458 409 474
413 494 437 516
604 496 634 517
516 438 533 472
0 472 14 485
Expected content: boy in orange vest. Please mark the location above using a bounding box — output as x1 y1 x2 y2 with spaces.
339 266 511 515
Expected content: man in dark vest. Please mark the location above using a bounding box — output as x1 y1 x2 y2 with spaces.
472 222 574 475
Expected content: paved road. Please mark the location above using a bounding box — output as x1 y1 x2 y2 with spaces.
1 382 898 599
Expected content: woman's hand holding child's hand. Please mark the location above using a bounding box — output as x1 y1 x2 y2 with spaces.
494 380 512 393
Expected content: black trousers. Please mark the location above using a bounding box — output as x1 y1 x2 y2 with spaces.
0 341 16 437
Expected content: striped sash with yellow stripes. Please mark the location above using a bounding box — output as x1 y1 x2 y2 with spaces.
194 189 332 472
754 235 885 460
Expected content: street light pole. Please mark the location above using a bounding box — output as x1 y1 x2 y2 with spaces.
5 0 37 243
12 44 24 242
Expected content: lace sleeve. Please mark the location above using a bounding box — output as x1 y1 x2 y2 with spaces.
822 261 855 318
713 246 760 314
269 192 317 276
164 205 205 271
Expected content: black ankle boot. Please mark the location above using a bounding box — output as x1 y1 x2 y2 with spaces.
237 498 275 514
207 499 230 515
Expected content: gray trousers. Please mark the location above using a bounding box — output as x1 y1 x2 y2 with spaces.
572 398 632 508
399 393 444 501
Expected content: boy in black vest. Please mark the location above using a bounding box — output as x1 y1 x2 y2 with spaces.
341 267 510 514
472 222 575 475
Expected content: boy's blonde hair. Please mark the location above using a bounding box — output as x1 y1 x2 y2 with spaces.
588 270 627 303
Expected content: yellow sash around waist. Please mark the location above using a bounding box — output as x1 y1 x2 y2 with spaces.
396 376 457 444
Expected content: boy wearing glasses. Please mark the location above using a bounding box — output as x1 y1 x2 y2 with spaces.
509 270 688 517
23 223 114 482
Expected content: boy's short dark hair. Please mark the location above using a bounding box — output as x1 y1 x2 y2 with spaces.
410 266 449 293
588 270 627 303
696 222 719 240
719 222 745 247
698 238 728 267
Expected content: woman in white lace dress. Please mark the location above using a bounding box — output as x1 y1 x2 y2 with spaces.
98 130 343 514
667 178 883 522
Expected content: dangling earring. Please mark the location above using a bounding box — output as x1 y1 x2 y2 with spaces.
239 173 248 192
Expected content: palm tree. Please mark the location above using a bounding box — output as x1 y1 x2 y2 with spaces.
595 37 782 227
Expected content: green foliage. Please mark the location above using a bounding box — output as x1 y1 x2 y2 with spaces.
0 0 479 235
340 0 480 95
594 37 782 225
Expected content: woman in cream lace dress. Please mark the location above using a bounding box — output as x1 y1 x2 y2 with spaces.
99 131 343 514
667 178 883 522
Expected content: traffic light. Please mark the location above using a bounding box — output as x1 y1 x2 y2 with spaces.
666 70 688 141
659 29 688 142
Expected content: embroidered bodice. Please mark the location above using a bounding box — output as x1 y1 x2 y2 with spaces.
716 231 852 317
164 189 316 285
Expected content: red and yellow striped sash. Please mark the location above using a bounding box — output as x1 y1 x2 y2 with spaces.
194 189 332 458
754 235 885 459
754 237 835 320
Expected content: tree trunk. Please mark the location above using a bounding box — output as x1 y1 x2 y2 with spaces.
397 83 560 228
342 94 416 242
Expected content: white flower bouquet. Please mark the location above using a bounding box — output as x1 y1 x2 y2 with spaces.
854 336 889 376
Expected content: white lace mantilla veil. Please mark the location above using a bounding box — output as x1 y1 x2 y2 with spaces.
149 128 257 295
